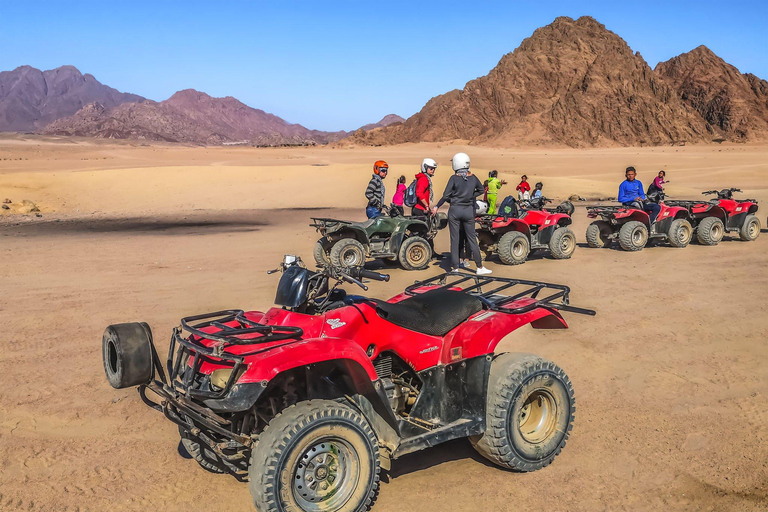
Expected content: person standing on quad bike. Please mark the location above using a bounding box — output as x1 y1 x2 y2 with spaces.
618 167 661 224
486 170 507 215
391 175 407 216
365 160 388 219
412 158 437 217
434 152 492 275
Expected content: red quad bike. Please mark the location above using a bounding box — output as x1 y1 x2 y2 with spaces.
585 192 693 251
102 255 595 512
666 188 760 245
476 197 577 265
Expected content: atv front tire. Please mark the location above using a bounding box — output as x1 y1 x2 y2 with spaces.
399 236 432 270
585 221 612 248
102 322 154 389
313 239 331 266
330 239 366 268
667 218 693 248
618 221 648 251
249 400 380 512
470 353 574 472
549 228 576 259
696 217 724 245
739 214 761 241
498 231 529 265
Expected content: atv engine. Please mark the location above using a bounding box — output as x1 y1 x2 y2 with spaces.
373 354 420 416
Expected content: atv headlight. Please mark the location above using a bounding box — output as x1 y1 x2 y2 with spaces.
210 368 241 390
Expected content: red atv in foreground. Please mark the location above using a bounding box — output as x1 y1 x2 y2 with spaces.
476 197 577 265
666 188 760 244
103 256 594 512
586 193 693 251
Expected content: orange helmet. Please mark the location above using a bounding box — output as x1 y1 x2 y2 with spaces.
373 160 389 175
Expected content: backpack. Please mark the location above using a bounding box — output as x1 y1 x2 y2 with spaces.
498 195 518 217
404 179 418 207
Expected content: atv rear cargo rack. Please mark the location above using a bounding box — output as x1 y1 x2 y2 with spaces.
405 272 596 316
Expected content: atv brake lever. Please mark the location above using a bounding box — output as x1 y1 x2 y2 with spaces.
342 274 368 291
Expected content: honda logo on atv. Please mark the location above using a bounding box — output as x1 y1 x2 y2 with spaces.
326 318 346 329
419 346 439 354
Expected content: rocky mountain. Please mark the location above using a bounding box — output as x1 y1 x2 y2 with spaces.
357 114 405 131
655 46 768 141
349 16 719 147
43 89 348 145
0 65 143 132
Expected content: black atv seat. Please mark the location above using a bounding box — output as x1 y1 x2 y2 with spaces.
373 289 483 337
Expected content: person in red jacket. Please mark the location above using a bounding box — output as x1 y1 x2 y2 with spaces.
516 174 531 200
412 158 437 217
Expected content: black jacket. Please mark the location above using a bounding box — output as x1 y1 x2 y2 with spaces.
436 174 484 208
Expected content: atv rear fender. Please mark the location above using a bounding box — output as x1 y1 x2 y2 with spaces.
441 306 567 363
692 204 727 222
613 209 650 227
327 226 370 246
492 218 531 239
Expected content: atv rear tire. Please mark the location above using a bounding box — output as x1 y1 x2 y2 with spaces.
739 214 761 241
548 228 576 259
585 221 612 248
330 239 366 268
249 400 380 512
399 236 432 270
696 217 724 245
470 353 574 472
618 221 648 251
498 231 529 265
102 322 153 389
313 239 331 266
667 218 693 248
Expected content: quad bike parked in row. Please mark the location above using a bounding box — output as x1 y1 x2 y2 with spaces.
476 196 577 265
586 192 693 251
312 208 448 270
102 255 595 512
665 188 760 245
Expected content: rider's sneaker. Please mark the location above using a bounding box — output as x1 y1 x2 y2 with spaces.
476 267 492 276
459 260 470 269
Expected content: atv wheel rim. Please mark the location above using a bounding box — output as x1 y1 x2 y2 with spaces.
560 233 575 253
513 240 526 258
748 220 759 239
293 438 359 511
680 225 692 244
712 223 723 239
408 245 428 265
518 389 557 444
632 229 643 245
341 249 361 266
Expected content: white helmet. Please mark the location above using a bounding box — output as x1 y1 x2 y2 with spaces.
421 158 437 173
475 200 488 215
451 152 470 171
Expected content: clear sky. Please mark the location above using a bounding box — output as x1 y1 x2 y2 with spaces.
1 0 766 131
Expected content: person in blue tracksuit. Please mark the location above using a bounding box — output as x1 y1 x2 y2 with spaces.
618 167 660 224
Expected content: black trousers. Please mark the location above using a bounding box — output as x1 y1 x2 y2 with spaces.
411 206 427 217
448 205 482 269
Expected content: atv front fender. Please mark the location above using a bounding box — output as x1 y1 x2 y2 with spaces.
238 337 378 384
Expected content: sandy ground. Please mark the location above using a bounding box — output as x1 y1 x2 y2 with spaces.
1 135 767 511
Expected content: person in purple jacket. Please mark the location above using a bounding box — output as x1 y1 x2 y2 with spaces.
618 167 661 223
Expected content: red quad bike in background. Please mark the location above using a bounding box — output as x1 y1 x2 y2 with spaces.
666 188 760 245
102 255 595 512
476 196 577 265
585 192 693 251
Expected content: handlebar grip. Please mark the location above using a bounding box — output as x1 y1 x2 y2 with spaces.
732 188 743 192
356 269 390 282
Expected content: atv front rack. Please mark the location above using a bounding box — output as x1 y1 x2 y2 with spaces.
405 273 596 316
167 310 304 401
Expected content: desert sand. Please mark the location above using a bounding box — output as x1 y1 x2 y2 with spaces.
1 135 767 511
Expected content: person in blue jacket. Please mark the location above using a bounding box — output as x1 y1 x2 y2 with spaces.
618 167 660 223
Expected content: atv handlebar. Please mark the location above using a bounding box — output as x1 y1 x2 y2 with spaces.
341 274 368 291
350 268 390 282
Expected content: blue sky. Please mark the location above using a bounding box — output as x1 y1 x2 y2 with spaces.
1 1 766 131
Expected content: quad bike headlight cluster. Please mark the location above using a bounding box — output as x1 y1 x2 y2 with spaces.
210 368 243 391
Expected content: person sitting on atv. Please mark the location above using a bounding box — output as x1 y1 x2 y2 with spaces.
647 170 668 196
412 158 437 217
618 166 661 224
532 181 544 199
486 170 507 215
433 152 492 275
365 160 388 218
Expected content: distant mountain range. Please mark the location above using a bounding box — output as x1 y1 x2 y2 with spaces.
349 16 768 147
3 18 767 147
0 66 402 146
